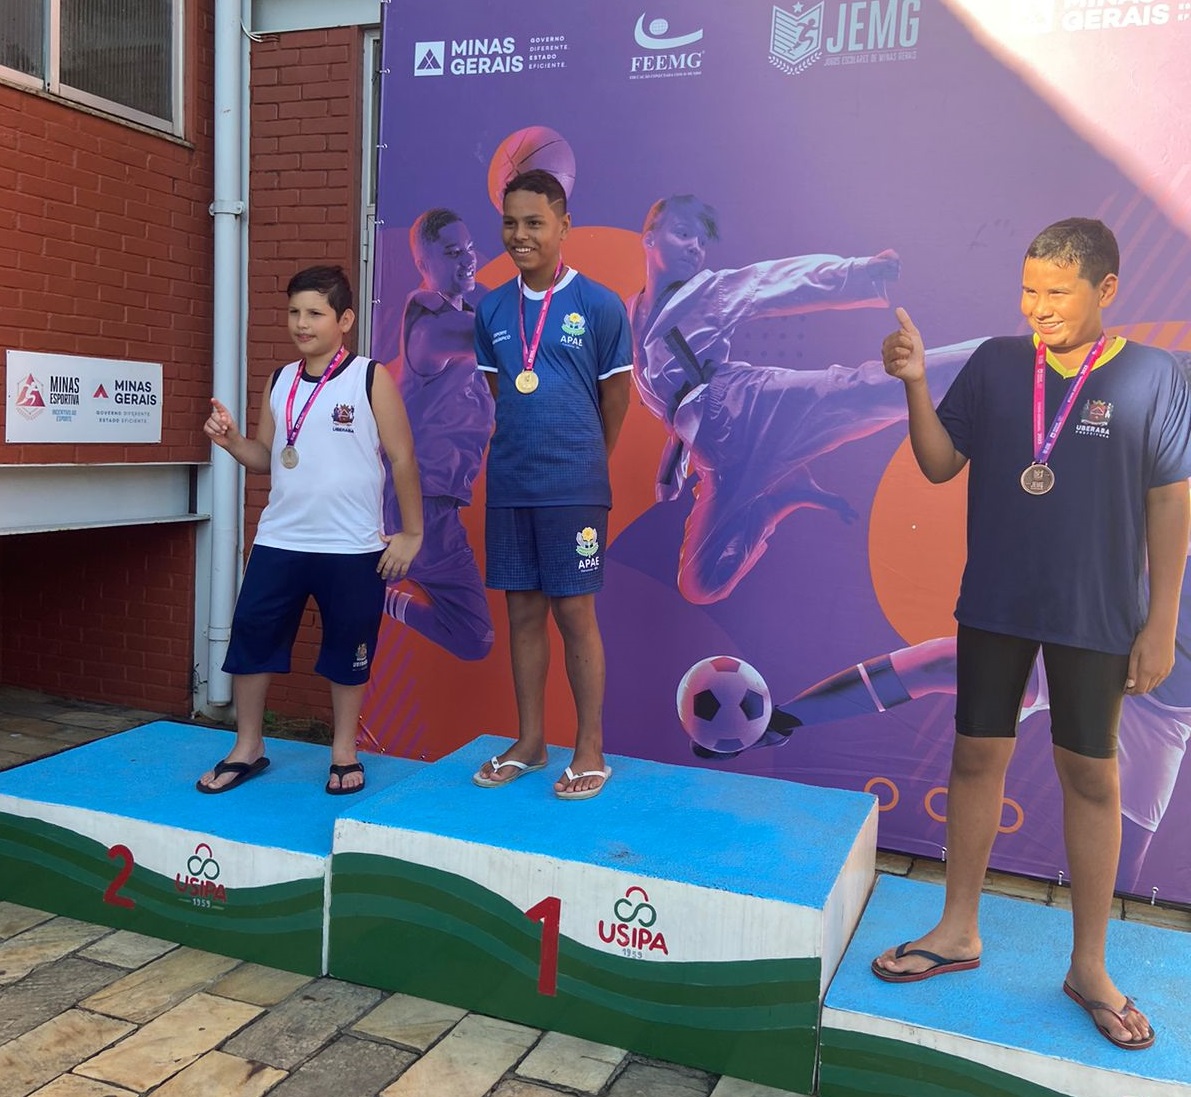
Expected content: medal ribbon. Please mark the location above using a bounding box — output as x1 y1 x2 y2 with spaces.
517 259 564 380
284 344 349 449
1031 333 1107 465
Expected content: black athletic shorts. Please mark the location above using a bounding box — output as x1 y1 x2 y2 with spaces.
955 624 1129 759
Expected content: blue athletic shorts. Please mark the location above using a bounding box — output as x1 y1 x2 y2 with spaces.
223 544 384 685
485 506 608 597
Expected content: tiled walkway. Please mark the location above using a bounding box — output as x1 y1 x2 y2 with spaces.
0 685 1187 1097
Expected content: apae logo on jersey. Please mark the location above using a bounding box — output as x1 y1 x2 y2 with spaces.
769 3 825 76
561 312 586 346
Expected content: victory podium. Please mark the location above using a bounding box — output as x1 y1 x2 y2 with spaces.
0 721 423 975
328 735 878 1092
821 875 1190 1097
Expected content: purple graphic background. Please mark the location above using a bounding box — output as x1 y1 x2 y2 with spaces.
374 1 1191 903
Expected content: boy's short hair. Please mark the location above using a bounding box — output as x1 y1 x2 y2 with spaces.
1025 218 1119 286
642 194 721 243
286 266 353 318
410 208 463 254
503 169 567 214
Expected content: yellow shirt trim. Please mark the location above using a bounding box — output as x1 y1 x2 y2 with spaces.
1032 333 1126 378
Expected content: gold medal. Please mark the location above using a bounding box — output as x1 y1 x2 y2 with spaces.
1020 462 1054 495
515 370 539 394
280 445 299 469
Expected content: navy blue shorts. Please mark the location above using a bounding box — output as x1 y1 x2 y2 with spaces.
955 625 1128 759
485 506 608 597
223 544 384 685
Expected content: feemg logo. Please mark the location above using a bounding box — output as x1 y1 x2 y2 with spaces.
597 885 670 957
174 842 227 908
771 1 922 76
630 12 705 79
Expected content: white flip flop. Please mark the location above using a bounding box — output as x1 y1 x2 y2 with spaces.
555 764 612 801
472 756 547 788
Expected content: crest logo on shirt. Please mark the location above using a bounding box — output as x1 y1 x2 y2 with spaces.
331 404 356 432
1075 398 1112 439
562 312 586 337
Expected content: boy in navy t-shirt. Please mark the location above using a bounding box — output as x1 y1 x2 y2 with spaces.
471 170 632 800
874 219 1191 1051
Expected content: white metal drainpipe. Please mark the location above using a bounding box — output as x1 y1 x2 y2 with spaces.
206 0 247 707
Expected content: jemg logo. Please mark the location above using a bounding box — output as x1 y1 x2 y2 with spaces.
770 2 825 75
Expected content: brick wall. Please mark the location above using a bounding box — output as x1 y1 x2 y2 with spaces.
0 5 214 709
1 524 197 715
242 27 367 723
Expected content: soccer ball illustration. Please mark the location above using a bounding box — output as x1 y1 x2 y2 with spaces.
676 655 772 754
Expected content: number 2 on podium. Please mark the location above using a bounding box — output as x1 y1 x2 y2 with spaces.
104 844 136 909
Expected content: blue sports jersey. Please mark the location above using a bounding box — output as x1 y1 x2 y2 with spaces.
938 335 1191 655
475 269 632 508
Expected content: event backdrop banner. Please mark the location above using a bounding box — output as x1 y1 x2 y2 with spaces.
363 0 1191 905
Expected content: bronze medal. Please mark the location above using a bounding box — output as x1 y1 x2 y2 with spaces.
1020 462 1054 495
515 370 539 394
280 445 299 469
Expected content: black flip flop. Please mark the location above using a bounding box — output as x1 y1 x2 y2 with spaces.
196 756 270 794
326 762 365 795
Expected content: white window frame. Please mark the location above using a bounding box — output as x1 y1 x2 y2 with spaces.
358 25 381 356
0 0 185 137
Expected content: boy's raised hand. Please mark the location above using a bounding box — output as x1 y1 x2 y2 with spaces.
882 307 926 384
204 398 241 448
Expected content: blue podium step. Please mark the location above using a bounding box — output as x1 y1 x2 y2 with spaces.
328 734 878 1092
0 721 423 975
821 875 1189 1097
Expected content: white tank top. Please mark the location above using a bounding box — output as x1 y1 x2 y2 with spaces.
254 354 386 553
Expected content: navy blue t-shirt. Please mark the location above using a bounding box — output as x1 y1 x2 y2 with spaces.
938 335 1191 654
475 269 632 508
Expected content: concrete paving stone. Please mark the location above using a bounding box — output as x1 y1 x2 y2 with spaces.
982 870 1053 905
0 918 110 987
0 717 62 737
874 850 913 876
74 992 263 1092
44 712 137 733
208 963 313 1007
222 977 384 1070
709 1077 811 1097
266 1034 415 1097
904 857 948 885
605 1060 716 1097
78 930 177 970
1122 897 1191 931
491 1082 569 1097
0 734 64 758
1048 886 1124 920
0 749 33 769
0 1008 135 1097
515 1031 626 1092
27 1077 139 1097
378 1013 539 1097
150 1050 288 1097
351 992 467 1051
0 902 54 940
80 946 240 1024
0 957 125 1042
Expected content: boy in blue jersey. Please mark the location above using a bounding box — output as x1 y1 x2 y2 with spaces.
197 266 424 796
872 219 1191 1051
471 170 633 800
382 208 495 661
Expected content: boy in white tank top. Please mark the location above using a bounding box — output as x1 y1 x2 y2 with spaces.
196 266 423 795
